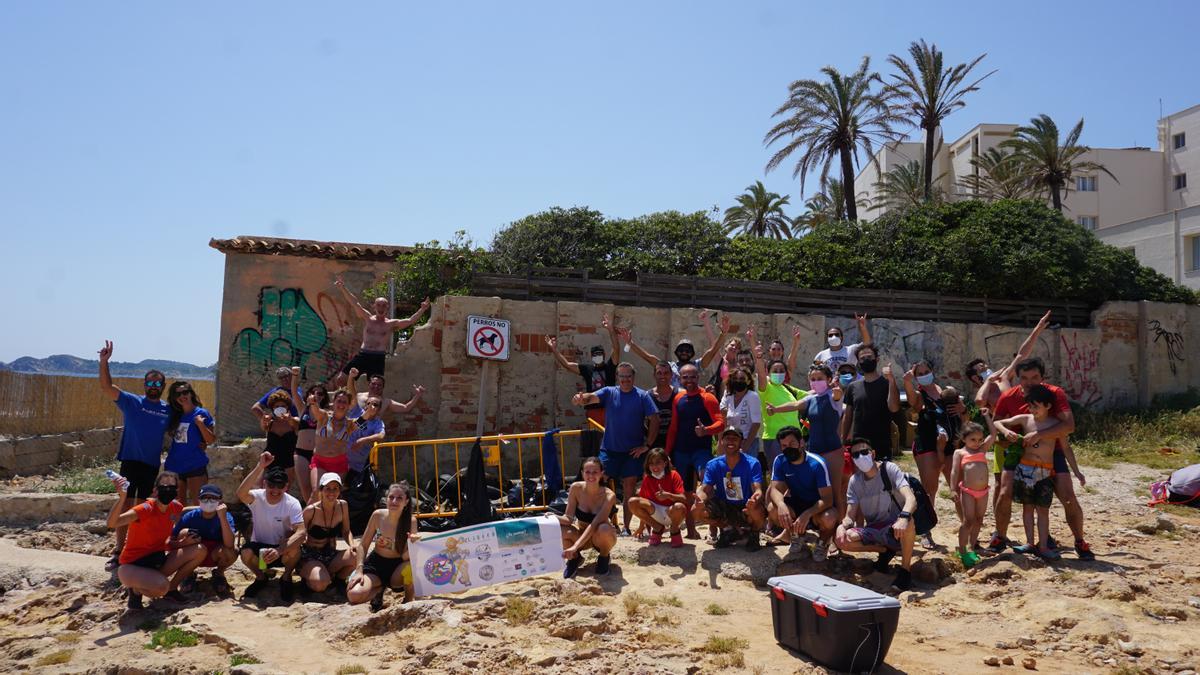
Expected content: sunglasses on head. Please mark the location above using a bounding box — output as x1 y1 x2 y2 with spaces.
145 380 164 388
175 388 193 396
850 449 872 458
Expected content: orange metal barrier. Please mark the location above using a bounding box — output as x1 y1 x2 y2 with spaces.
369 419 604 519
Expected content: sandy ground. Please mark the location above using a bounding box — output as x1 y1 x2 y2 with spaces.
0 461 1198 675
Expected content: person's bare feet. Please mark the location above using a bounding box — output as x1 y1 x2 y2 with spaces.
685 529 701 540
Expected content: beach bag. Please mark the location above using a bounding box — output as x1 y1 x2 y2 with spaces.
879 460 938 535
1149 463 1200 507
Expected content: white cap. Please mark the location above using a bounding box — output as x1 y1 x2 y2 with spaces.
319 472 343 488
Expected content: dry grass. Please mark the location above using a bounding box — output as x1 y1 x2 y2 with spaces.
505 596 535 625
35 650 74 666
54 631 82 644
642 630 683 646
705 603 729 616
334 665 368 675
1072 392 1200 470
712 651 746 668
702 635 749 654
560 590 606 606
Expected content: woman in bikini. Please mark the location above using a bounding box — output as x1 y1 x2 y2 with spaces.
348 482 419 610
260 389 300 489
291 375 330 503
558 456 618 579
298 472 357 594
307 389 356 487
950 422 994 568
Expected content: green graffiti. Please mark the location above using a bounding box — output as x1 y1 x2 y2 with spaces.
231 287 331 376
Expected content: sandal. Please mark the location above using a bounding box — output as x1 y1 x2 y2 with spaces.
1011 544 1035 554
211 574 231 596
1036 547 1062 561
104 555 120 572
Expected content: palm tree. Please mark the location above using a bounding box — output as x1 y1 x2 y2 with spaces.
764 57 904 221
796 179 866 229
1000 114 1116 212
722 181 795 238
887 40 994 200
957 147 1044 201
872 160 945 212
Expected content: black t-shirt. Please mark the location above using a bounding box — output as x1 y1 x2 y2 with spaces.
843 377 893 454
577 359 617 409
648 388 675 449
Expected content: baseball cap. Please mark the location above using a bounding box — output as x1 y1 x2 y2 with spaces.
319 472 343 488
264 466 289 486
719 425 744 439
198 484 222 499
590 345 606 355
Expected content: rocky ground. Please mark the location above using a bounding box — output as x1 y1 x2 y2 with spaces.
0 460 1198 674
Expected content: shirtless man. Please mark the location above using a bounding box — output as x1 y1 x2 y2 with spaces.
345 368 425 417
334 275 430 387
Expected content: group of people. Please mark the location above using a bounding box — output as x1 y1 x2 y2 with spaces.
102 277 433 611
551 309 1094 591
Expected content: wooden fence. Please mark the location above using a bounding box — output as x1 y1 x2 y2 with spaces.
0 372 216 438
472 269 1094 328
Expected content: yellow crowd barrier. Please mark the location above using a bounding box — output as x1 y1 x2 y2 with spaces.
369 418 605 520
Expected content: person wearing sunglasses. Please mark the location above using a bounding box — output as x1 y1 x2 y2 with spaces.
164 381 216 505
172 483 237 596
236 452 306 604
97 340 172 571
835 439 917 592
346 395 387 483
298 473 357 596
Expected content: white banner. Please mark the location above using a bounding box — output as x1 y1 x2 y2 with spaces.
411 515 564 597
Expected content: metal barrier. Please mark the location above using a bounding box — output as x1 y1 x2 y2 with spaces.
369 418 605 520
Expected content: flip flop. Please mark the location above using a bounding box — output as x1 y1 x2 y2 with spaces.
1037 547 1062 561
1011 544 1035 554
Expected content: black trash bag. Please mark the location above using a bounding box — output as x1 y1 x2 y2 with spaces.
456 439 497 528
344 464 384 536
546 489 570 516
507 477 540 508
580 427 602 459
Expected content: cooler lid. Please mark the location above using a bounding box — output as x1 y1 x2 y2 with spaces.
768 574 901 611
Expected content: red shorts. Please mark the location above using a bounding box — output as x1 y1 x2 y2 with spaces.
200 540 223 567
843 448 853 475
312 453 348 476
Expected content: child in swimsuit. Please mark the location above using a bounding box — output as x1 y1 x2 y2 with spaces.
949 422 994 568
992 385 1062 561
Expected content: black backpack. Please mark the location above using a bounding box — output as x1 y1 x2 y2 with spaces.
878 460 938 535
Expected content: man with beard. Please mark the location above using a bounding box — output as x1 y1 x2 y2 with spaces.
664 362 726 539
839 344 901 460
97 340 171 571
624 312 729 388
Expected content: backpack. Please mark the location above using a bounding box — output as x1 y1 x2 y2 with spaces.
878 460 938 535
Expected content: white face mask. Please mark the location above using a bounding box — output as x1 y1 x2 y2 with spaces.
828 335 842 349
853 454 875 472
199 500 220 513
272 406 288 417
650 469 665 480
592 355 605 365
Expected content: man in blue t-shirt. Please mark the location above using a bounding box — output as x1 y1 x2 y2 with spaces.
572 362 659 535
767 425 838 560
251 366 303 426
97 340 171 570
172 483 237 596
693 426 766 551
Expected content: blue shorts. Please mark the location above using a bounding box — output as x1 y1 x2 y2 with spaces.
673 448 712 492
599 449 644 480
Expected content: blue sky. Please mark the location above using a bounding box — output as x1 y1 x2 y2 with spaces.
2 1 1196 365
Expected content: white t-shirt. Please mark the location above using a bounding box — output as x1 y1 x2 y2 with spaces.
813 342 862 371
248 488 304 546
720 390 763 439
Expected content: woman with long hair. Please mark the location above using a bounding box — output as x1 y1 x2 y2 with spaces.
164 381 216 505
260 389 300 490
348 482 419 611
292 379 330 503
298 473 357 594
558 456 618 578
307 389 355 485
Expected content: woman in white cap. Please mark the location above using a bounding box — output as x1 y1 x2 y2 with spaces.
297 472 356 595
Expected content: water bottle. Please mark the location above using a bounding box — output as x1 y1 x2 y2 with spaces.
104 469 120 481
258 553 268 571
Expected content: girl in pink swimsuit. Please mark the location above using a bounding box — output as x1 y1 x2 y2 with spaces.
950 421 995 569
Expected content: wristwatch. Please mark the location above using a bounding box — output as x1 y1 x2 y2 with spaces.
897 511 911 519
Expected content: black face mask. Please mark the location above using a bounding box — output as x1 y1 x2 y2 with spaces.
858 358 878 374
729 380 748 393
156 485 178 503
783 446 803 462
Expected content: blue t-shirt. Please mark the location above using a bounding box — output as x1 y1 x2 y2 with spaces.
799 393 842 455
702 452 763 506
164 407 214 474
347 417 386 473
173 507 236 542
257 386 302 416
596 386 657 454
771 452 831 504
115 391 171 466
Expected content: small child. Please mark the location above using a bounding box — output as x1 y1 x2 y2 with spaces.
992 385 1063 560
938 386 964 453
949 422 994 568
627 449 688 548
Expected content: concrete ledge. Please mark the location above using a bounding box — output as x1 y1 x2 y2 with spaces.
0 427 122 477
0 493 114 525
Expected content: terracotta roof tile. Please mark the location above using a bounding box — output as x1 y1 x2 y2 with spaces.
209 236 412 262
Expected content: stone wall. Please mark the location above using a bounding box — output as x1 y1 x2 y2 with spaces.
0 427 122 478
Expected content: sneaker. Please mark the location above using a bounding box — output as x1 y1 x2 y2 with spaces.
648 531 663 546
958 551 978 569
563 555 582 579
874 550 896 573
370 590 384 612
788 541 806 557
1045 535 1059 550
1012 543 1035 554
279 579 295 605
105 555 121 572
126 590 143 610
163 589 188 604
713 530 738 549
919 532 936 549
595 555 611 576
744 533 761 553
669 532 683 548
619 527 633 538
179 574 197 595
890 568 913 592
984 535 1008 554
1074 540 1096 561
1037 546 1062 561
811 541 828 562
211 573 231 597
243 578 268 599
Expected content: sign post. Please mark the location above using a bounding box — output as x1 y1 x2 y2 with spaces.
466 315 511 437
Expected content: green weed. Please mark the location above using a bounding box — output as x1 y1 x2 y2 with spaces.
144 626 199 650
705 603 729 615
702 635 749 654
230 654 262 667
51 457 119 494
1071 393 1200 471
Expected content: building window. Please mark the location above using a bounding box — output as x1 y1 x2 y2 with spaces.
1176 173 1188 191
1076 176 1097 192
1174 132 1186 150
1077 216 1098 230
1191 235 1200 272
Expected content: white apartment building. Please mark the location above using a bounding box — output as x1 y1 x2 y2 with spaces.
855 104 1200 289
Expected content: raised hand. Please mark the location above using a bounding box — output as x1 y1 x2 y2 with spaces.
411 384 426 398
753 343 765 360
259 451 274 468
718 314 732 335
854 312 868 323
601 313 612 330
544 335 557 349
791 325 803 341
98 340 113 361
349 367 360 381
616 326 632 344
419 298 431 312
698 309 711 321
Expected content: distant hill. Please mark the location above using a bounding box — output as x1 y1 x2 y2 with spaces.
0 355 216 380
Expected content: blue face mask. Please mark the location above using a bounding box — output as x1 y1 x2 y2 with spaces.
838 373 854 387
916 373 935 386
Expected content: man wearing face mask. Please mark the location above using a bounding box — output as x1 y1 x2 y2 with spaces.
547 312 622 425
172 484 237 596
813 313 872 370
836 439 916 591
97 340 172 571
840 344 901 460
767 426 837 560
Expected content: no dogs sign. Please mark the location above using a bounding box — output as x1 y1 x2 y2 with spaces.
466 315 510 361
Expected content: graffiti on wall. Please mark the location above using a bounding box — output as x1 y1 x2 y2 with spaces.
983 331 1053 373
1148 320 1185 376
231 287 351 380
1060 332 1101 407
868 322 945 373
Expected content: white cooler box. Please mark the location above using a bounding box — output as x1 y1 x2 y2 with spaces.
768 574 901 673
